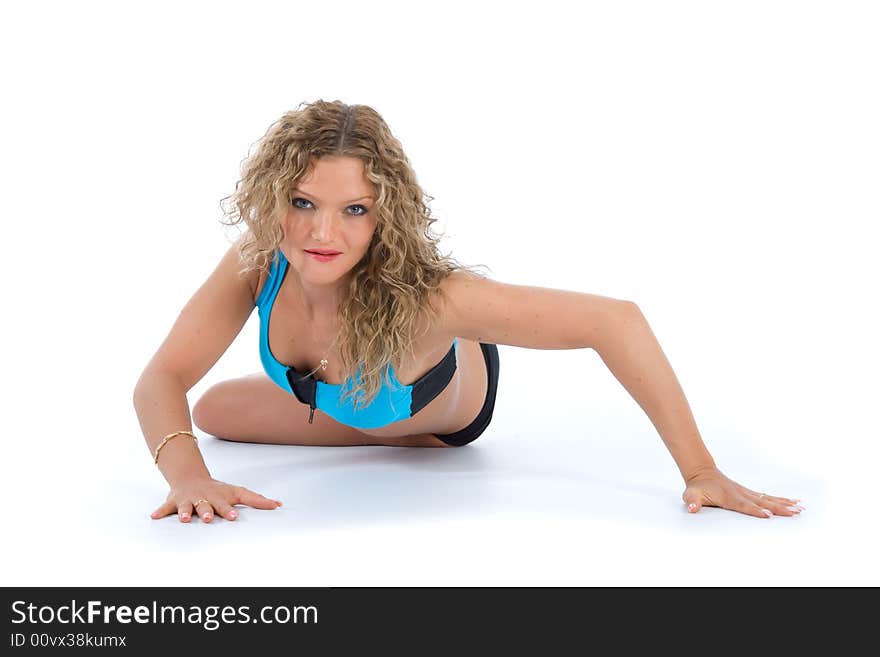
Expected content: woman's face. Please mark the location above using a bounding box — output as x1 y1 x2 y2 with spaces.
281 156 379 287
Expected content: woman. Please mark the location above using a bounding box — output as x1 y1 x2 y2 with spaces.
134 100 804 524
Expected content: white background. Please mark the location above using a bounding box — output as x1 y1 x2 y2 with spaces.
2 0 877 586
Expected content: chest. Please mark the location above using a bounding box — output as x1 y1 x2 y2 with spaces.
265 285 452 388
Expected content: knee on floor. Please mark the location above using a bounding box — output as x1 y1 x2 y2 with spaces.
191 382 240 435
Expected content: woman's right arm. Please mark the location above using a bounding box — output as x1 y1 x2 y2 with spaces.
132 235 279 521
133 369 210 486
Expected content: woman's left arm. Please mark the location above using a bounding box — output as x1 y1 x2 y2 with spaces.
438 272 804 518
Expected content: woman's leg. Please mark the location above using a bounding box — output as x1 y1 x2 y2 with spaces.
192 373 447 447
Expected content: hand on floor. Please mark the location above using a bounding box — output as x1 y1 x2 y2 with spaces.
150 476 283 523
681 467 805 518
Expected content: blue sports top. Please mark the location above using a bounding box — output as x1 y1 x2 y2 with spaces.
256 249 459 429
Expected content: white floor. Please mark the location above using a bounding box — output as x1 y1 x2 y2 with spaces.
3 341 867 587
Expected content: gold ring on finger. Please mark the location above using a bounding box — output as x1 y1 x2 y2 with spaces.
758 493 766 499
194 499 209 507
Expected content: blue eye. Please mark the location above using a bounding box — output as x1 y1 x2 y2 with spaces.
291 197 368 216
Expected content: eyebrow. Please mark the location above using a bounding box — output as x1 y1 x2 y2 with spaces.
292 188 375 204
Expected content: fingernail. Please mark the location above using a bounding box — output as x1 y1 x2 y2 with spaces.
275 501 282 507
229 510 237 518
181 513 189 520
687 503 696 511
203 513 211 521
762 509 772 517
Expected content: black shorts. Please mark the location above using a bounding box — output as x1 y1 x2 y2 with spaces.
433 342 500 447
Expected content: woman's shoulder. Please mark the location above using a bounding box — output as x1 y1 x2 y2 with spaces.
252 268 267 306
251 248 281 306
415 270 477 340
425 269 492 341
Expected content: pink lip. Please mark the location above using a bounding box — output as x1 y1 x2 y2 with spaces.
305 251 341 262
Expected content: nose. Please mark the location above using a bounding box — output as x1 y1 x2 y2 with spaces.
310 209 338 242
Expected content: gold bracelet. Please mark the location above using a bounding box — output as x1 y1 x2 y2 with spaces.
153 430 198 465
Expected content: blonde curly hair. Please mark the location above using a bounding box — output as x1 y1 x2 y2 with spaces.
219 99 490 411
